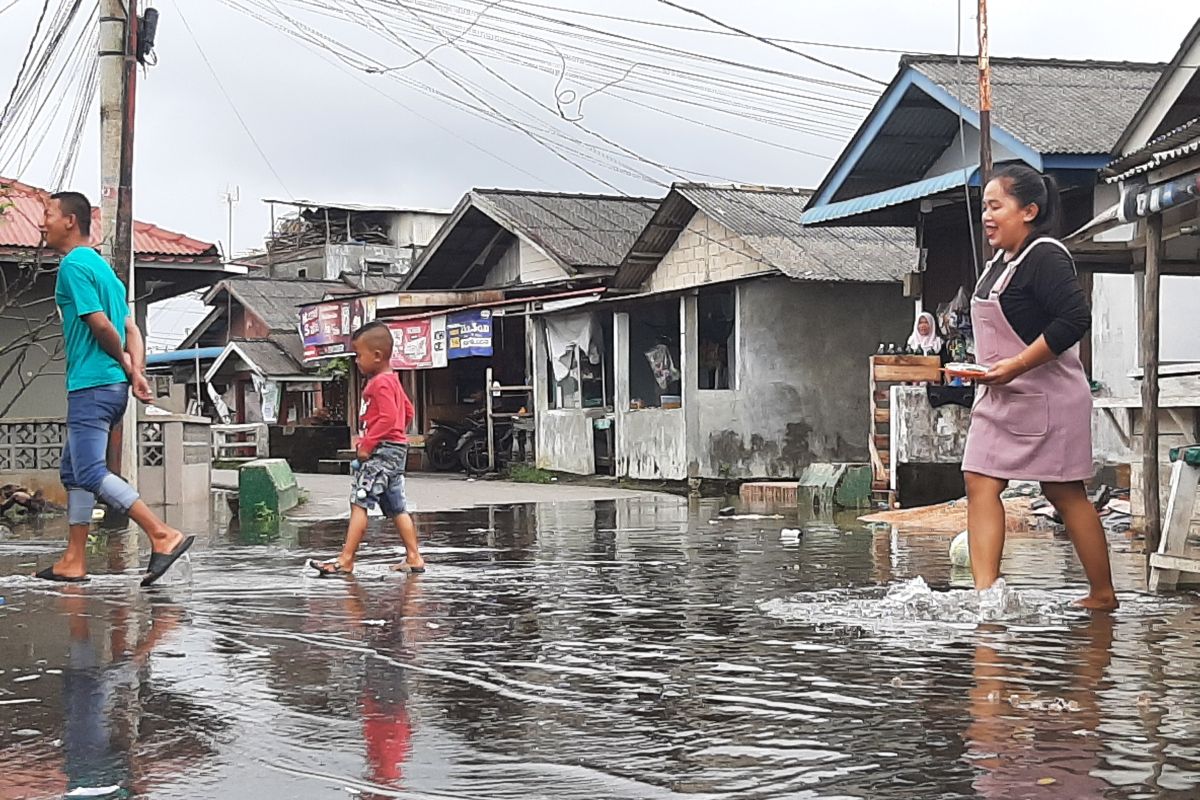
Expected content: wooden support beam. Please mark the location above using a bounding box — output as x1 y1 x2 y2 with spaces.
1142 213 1164 560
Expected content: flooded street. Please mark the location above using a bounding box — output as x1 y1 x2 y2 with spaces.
2 496 1199 799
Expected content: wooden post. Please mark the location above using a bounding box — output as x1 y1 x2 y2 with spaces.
976 0 993 188
1142 213 1164 558
485 366 496 472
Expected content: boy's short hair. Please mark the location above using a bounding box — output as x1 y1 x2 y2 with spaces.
50 191 93 237
352 320 394 357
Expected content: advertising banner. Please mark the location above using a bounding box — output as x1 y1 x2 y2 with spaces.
300 296 376 361
446 309 494 359
388 316 447 370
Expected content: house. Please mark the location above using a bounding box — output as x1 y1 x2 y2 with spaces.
373 189 659 445
529 183 915 481
0 178 227 418
799 55 1164 503
179 276 370 425
247 198 450 283
1067 18 1200 534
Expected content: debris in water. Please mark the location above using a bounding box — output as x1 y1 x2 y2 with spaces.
1036 778 1057 786
718 506 736 517
65 787 123 798
780 528 801 544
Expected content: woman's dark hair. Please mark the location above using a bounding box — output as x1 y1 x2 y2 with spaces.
991 163 1062 240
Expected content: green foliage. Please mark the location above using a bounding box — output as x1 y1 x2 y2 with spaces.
506 464 553 484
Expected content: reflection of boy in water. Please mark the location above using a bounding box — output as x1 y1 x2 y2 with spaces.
343 578 426 787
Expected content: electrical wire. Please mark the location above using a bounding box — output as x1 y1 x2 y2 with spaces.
176 3 295 199
653 0 885 86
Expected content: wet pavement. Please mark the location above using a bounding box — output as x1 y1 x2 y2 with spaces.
1 495 1199 799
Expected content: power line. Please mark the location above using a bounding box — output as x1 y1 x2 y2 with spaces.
176 4 295 198
653 0 886 86
498 0 937 55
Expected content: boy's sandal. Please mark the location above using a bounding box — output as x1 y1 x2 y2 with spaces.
307 558 351 577
391 562 426 574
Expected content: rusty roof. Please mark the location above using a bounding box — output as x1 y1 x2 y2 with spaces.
0 178 220 263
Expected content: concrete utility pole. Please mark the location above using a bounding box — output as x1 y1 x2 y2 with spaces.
222 185 240 258
99 0 139 486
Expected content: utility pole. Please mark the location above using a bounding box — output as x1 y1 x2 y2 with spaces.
222 184 240 258
976 0 993 187
99 0 139 487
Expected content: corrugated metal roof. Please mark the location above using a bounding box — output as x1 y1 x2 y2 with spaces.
473 189 659 269
615 184 914 289
1103 116 1200 182
908 56 1163 155
227 338 305 378
0 178 220 261
801 169 975 226
216 277 355 332
146 347 224 366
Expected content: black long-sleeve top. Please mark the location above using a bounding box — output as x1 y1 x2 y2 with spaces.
974 240 1090 355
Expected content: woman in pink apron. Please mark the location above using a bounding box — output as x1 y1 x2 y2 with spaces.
962 164 1118 610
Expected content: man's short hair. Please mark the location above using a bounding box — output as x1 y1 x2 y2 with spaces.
352 320 394 357
50 191 93 237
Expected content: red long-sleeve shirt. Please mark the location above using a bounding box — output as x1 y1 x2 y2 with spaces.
358 371 414 455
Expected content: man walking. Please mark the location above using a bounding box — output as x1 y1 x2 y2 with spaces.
35 191 193 586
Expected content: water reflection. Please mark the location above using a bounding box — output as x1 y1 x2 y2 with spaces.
1 497 1198 799
967 616 1113 798
0 587 224 799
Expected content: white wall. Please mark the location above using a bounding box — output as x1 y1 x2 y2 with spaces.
484 240 521 288
519 239 570 284
924 126 1022 177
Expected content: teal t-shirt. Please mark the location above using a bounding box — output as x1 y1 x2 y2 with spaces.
54 247 129 392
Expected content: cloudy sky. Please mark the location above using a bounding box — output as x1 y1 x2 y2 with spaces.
1 0 1197 346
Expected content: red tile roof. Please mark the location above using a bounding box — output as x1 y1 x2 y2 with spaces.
0 177 221 263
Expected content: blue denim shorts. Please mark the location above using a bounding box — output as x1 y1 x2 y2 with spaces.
349 443 408 517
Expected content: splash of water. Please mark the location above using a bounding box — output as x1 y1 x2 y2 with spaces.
760 576 1075 631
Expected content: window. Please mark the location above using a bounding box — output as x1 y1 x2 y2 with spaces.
697 286 737 390
628 300 681 410
365 260 389 275
296 268 308 279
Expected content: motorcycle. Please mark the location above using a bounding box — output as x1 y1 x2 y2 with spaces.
424 418 468 472
456 410 515 475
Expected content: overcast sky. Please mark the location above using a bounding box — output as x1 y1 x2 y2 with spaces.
2 0 1197 345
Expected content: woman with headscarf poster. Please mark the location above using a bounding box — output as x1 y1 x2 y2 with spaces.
961 164 1118 611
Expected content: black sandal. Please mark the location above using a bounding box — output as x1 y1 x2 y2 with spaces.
33 567 90 583
307 559 352 577
141 536 196 587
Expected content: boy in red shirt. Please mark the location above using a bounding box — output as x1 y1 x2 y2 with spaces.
308 322 426 576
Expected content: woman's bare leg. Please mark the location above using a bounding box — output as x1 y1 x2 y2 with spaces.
1041 481 1119 610
966 472 1008 589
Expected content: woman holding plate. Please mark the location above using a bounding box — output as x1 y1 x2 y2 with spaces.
961 164 1118 610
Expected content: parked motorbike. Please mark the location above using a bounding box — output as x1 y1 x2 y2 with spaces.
424 419 468 472
456 410 515 475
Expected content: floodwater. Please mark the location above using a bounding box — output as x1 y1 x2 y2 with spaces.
1 495 1199 800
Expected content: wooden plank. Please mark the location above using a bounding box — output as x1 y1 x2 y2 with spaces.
874 408 890 424
1149 459 1200 592
873 365 944 383
871 355 941 368
1143 213 1163 559
873 435 889 450
1149 553 1200 574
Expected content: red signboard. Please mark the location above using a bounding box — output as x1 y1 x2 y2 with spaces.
387 317 447 370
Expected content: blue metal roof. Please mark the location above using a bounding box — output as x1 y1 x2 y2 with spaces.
146 347 224 366
801 168 978 226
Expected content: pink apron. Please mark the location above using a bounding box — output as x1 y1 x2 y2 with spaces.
961 238 1093 483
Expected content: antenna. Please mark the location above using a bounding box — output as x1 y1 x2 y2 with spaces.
221 184 241 257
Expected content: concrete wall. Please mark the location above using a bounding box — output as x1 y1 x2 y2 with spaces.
618 406 687 480
645 211 766 294
537 411 596 474
695 278 911 479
